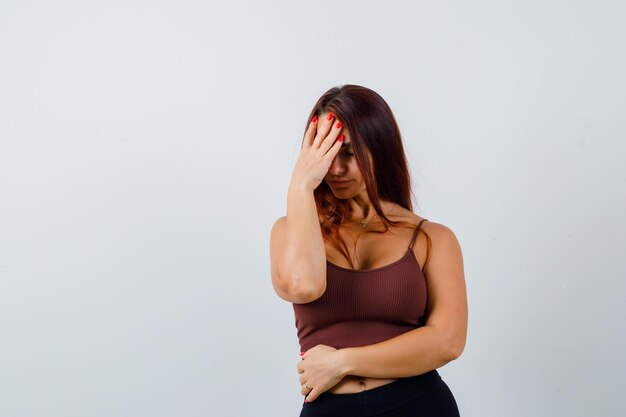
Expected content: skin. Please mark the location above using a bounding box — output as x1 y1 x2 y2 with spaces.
295 112 468 403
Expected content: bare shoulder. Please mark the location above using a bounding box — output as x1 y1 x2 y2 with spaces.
399 214 462 273
387 204 460 246
387 205 426 226
418 220 464 275
420 219 459 240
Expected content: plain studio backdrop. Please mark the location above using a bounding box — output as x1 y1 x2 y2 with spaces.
1 1 625 416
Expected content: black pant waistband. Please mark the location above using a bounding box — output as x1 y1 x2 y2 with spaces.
304 369 443 415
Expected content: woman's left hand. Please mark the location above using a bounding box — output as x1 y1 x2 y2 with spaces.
297 344 348 403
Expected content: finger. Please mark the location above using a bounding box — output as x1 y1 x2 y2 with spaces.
302 115 318 149
312 112 335 148
300 384 312 396
319 121 343 155
306 389 319 403
323 133 345 160
299 371 307 385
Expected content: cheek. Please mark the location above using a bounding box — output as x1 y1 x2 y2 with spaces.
352 159 367 180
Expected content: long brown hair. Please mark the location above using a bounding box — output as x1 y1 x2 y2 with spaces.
303 84 431 269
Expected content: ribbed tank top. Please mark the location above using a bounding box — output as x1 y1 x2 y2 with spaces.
292 219 429 352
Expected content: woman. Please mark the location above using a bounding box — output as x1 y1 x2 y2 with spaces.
270 85 468 416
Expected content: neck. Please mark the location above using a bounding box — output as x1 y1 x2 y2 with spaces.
348 193 394 223
345 193 375 222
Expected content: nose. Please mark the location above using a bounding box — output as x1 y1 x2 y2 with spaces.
328 154 347 176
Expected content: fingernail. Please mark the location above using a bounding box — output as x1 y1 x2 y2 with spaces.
338 134 344 142
300 352 304 356
312 115 317 123
327 112 334 120
335 121 342 128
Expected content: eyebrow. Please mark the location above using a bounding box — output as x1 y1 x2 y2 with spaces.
341 141 352 147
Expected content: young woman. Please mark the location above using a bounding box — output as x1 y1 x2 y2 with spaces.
270 85 468 416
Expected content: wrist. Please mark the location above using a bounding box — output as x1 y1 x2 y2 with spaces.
337 348 356 377
288 181 315 194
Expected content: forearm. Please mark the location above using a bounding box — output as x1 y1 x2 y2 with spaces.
280 184 326 297
339 325 460 379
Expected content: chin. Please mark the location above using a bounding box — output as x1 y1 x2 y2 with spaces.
331 190 355 199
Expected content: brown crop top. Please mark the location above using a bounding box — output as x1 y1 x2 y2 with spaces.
292 219 428 352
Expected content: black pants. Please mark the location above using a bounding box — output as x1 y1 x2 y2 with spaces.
299 369 460 417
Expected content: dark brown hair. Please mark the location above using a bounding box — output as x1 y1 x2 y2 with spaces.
303 84 431 269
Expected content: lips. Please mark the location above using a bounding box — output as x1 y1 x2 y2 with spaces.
330 180 352 186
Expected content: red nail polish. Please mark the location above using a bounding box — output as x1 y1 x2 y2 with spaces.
336 121 342 128
312 115 317 123
327 112 334 120
338 135 344 142
300 352 304 356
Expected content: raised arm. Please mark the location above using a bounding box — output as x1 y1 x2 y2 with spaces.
269 113 345 303
298 222 468 401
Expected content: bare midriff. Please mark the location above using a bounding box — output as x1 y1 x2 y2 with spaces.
327 375 398 394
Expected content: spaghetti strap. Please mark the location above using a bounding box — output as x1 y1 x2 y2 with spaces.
408 219 428 250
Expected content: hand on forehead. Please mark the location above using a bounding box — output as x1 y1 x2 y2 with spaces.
318 111 351 144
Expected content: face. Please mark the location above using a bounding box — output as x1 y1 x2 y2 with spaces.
323 123 368 199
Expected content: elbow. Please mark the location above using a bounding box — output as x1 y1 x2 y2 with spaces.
290 280 326 304
273 272 326 304
441 332 466 363
444 343 464 362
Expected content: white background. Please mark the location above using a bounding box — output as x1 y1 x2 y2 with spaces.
1 1 625 416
